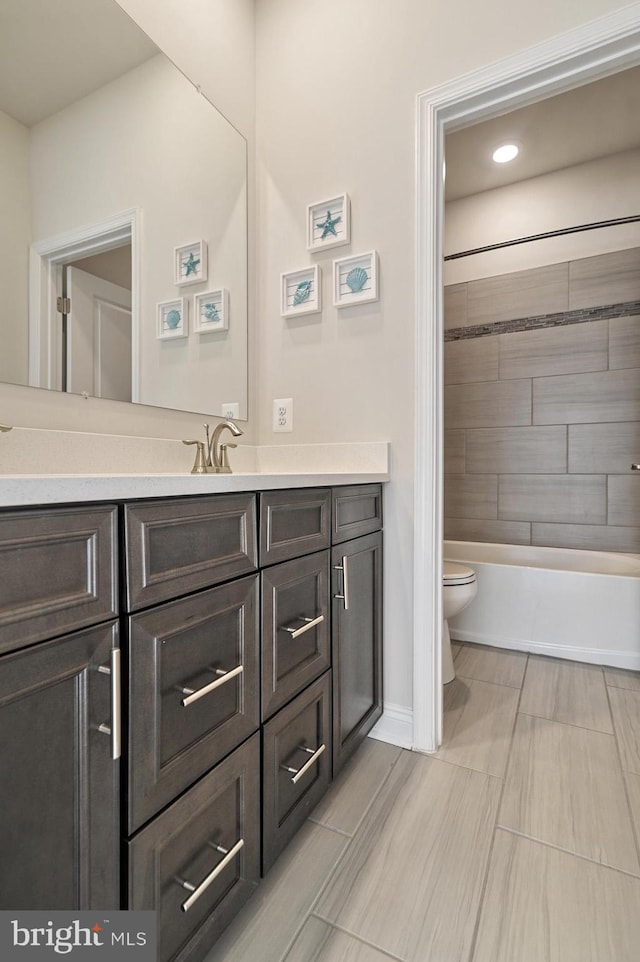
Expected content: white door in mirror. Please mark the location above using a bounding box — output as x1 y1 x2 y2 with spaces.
273 398 293 432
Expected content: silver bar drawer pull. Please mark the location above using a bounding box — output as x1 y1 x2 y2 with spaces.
281 744 326 784
97 648 121 761
631 464 640 471
333 556 350 610
180 664 244 708
178 838 244 913
281 614 325 639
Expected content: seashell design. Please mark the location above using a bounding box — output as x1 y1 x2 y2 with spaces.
293 280 312 305
203 302 220 321
346 266 368 293
166 309 181 329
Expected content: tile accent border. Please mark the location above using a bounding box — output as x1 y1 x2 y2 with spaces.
445 300 640 342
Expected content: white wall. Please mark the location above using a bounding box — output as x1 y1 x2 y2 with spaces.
0 110 31 385
445 148 640 284
115 0 255 139
254 0 635 717
30 54 247 417
0 0 256 442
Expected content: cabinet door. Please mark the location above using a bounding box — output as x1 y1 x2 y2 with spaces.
129 734 260 962
0 623 120 909
331 531 383 775
261 551 330 720
0 505 118 656
128 576 259 832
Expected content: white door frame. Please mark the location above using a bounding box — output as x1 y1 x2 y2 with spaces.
29 208 141 399
413 3 640 753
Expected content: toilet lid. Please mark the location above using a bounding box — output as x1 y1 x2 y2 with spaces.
443 561 476 585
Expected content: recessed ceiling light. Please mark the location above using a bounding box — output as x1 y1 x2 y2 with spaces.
492 143 519 164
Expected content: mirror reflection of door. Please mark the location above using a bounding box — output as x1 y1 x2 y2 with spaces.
65 247 132 402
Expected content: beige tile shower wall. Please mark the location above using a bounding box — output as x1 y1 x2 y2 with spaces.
444 249 640 551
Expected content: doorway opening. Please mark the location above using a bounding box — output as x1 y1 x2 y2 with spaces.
28 208 140 400
413 4 640 753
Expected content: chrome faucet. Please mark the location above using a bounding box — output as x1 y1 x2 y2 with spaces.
208 420 243 473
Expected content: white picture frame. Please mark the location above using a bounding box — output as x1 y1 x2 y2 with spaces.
157 298 188 339
307 193 350 252
193 289 229 333
281 264 321 317
333 250 379 307
174 240 208 286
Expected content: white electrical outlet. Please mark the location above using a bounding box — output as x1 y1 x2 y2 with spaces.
221 402 240 419
273 397 293 432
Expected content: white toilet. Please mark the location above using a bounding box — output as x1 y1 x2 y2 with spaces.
442 561 477 683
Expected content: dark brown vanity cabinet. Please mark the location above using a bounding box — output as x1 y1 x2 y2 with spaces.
0 505 120 911
0 483 383 960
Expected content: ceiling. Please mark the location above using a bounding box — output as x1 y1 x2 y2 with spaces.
0 0 158 127
444 65 640 201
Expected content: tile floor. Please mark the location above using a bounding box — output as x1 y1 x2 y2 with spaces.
206 644 640 962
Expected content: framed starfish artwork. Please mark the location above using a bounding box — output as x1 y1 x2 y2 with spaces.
194 289 229 333
281 264 321 317
307 193 351 252
174 240 208 286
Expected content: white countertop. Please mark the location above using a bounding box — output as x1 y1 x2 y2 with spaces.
0 469 389 507
0 435 390 506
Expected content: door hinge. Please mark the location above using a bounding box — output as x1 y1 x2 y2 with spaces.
57 296 71 314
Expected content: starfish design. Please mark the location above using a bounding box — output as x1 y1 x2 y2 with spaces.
316 209 341 240
184 252 200 277
204 303 220 321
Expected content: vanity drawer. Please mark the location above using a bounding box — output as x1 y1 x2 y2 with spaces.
0 504 118 656
124 494 257 611
128 575 259 832
128 733 260 962
261 550 330 721
259 488 331 566
332 484 383 544
262 671 331 874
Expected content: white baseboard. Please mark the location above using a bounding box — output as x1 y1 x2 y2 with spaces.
451 629 640 672
369 703 414 749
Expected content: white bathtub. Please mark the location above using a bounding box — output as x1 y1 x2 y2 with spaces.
445 540 640 671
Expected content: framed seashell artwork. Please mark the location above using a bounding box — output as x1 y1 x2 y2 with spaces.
307 193 351 252
281 264 322 317
157 298 188 339
174 240 208 286
333 250 379 307
194 289 229 333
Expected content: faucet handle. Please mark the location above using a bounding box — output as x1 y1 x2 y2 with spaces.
182 439 208 475
218 442 237 473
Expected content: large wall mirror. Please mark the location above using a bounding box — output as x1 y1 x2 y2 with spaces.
0 0 248 419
